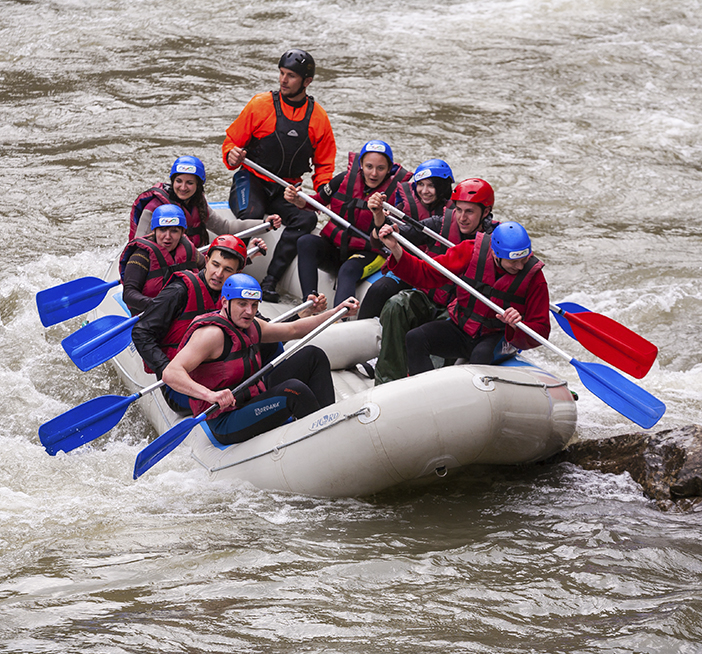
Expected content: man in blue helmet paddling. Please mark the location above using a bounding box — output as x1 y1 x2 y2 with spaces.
378 221 550 375
162 274 359 444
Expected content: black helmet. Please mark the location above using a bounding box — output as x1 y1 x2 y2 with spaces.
278 49 315 79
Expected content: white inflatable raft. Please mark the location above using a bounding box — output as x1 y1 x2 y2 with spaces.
92 206 577 497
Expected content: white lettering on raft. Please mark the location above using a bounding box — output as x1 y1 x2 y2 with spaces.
309 412 340 432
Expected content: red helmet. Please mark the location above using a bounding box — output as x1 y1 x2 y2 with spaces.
451 178 494 210
207 235 247 268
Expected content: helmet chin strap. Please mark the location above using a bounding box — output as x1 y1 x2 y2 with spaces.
225 298 233 324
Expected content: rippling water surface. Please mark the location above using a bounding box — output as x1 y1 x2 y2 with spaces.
2 0 702 652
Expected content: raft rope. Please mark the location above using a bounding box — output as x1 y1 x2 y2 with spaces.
479 375 569 390
193 407 371 473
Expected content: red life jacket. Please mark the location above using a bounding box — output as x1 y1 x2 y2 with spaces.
418 206 462 307
118 234 200 309
178 313 265 419
246 91 316 180
320 152 411 255
395 181 453 222
449 231 544 337
128 183 208 247
142 270 222 374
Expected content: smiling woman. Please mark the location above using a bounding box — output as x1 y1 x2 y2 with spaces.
129 155 265 247
119 204 203 315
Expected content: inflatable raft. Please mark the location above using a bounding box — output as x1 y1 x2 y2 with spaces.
90 205 577 497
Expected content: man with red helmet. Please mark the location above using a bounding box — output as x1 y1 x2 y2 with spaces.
223 49 337 303
366 179 499 385
132 234 264 413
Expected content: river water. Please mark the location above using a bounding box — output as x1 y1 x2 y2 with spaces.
2 0 702 652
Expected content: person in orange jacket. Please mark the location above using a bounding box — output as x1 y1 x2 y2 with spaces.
222 49 337 303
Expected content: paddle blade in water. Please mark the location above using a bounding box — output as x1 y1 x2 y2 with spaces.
567 311 658 379
133 415 205 479
61 314 138 372
572 359 665 429
36 278 118 327
39 393 137 455
550 302 588 340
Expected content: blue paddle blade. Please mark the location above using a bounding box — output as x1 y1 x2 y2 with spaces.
61 314 139 372
39 393 138 455
133 413 207 479
572 359 666 429
550 302 589 340
36 278 119 327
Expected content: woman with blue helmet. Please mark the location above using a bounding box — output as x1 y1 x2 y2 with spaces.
129 155 281 248
395 158 454 222
119 204 204 315
284 139 411 306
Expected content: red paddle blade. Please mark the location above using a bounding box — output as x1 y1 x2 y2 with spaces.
566 310 658 379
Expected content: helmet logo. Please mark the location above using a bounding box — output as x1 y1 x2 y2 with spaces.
158 217 181 227
175 164 197 174
508 248 530 260
365 142 386 153
241 289 262 300
287 129 299 137
414 169 432 181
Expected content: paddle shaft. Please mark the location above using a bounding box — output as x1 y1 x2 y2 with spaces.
382 202 455 249
243 158 389 255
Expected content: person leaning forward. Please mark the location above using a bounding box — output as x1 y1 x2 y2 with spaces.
162 274 360 445
222 49 337 303
132 235 259 414
377 221 551 376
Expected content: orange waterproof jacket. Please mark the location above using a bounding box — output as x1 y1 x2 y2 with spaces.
222 91 336 191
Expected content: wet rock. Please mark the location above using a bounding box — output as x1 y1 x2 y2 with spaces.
547 424 702 510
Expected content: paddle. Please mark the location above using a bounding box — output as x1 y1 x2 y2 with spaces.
384 230 666 429
382 202 454 249
548 302 657 379
133 304 350 479
36 222 272 328
549 301 586 339
61 244 264 372
243 158 390 255
382 205 658 379
39 299 315 455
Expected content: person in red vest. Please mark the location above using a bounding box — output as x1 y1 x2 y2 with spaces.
129 155 281 248
163 274 359 444
367 179 499 384
223 49 336 303
132 235 252 413
378 220 550 375
120 205 204 315
285 139 411 307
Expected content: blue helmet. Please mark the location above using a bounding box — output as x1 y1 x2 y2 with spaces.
491 222 532 260
413 159 454 184
359 140 393 166
151 204 187 231
221 274 262 301
170 156 206 184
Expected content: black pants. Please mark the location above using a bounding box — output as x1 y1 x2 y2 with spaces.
406 319 504 376
229 170 317 281
297 234 378 307
207 346 334 445
357 274 412 320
